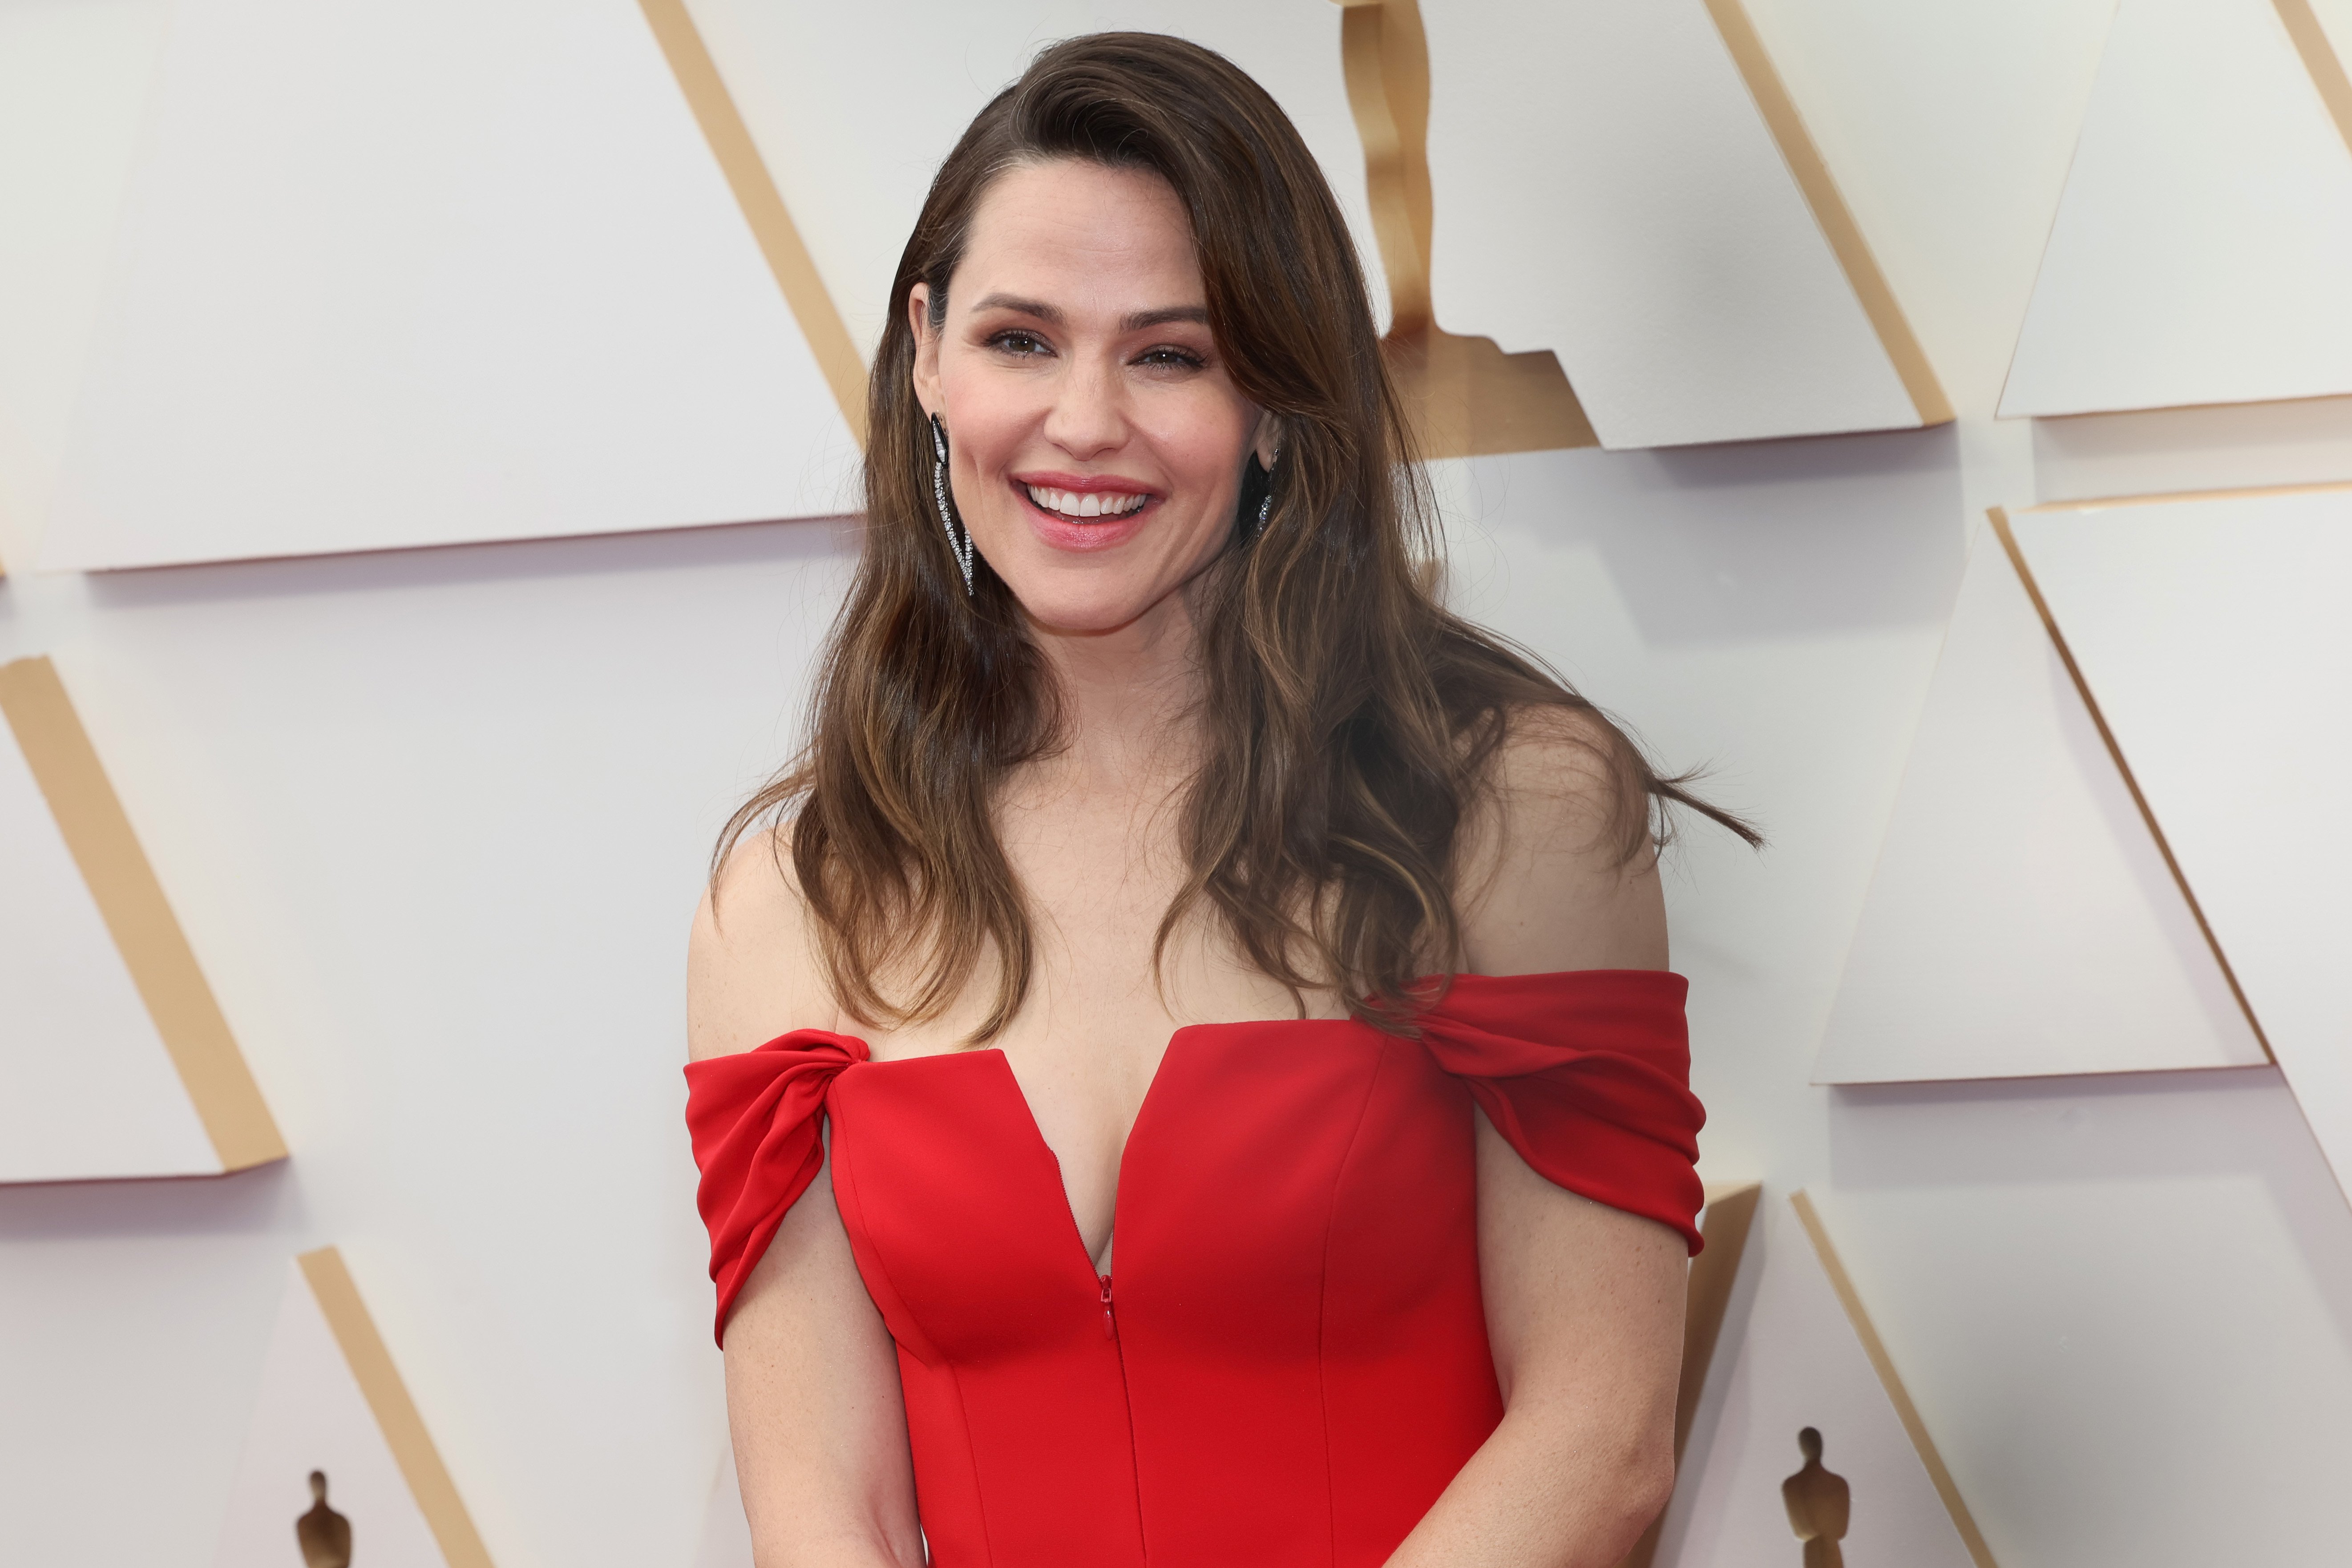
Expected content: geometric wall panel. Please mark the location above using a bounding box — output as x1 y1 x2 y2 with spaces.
1336 0 1598 460
1662 1194 1994 1568
0 655 282 1181
0 0 174 567
213 1250 493 1568
2000 0 2352 417
2008 486 2352 1202
41 0 855 572
1420 0 1948 449
673 0 1394 361
1817 514 2269 1084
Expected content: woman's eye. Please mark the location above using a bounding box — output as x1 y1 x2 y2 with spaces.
1136 346 1206 371
987 331 1051 357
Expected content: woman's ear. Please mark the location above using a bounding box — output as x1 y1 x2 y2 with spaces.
909 283 943 419
1253 411 1285 471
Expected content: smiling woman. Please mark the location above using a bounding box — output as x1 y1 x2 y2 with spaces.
685 31 1752 1568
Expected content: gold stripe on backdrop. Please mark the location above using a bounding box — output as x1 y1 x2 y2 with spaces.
1619 1179 1765 1568
1989 506 2275 1064
1791 1190 2000 1568
2275 0 2352 161
635 0 871 445
300 1248 497 1568
1702 0 1952 425
0 656 285 1170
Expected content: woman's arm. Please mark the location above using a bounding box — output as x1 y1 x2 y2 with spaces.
688 841 926 1568
1386 710 1688 1568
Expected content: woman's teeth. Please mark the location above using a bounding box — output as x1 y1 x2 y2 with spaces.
1024 485 1148 520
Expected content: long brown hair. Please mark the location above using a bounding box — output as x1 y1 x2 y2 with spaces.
717 32 1752 1040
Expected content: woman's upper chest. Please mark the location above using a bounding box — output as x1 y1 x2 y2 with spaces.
861 778 1342 1252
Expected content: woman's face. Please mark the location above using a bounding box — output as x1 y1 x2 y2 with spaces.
911 159 1277 641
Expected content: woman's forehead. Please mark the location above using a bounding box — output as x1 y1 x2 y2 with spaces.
956 160 1203 317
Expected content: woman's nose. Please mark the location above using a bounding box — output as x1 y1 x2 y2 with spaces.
1042 358 1127 458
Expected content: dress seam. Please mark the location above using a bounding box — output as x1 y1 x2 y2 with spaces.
1315 1036 1389 1567
830 1092 994 1565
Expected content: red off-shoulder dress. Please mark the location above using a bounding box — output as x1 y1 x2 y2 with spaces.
685 969 1703 1567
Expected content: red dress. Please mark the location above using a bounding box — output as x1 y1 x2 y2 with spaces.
686 969 1703 1567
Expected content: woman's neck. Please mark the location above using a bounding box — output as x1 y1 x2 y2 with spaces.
1026 590 1206 799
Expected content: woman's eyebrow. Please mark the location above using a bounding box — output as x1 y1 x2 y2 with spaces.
966 295 1208 333
1121 305 1210 330
969 292 1063 322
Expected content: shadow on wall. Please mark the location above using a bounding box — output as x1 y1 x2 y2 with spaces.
1450 421 1966 647
77 512 861 615
0 1154 295 1243
1827 1067 2352 1355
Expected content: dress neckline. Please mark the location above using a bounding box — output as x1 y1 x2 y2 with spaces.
804 970 1682 1287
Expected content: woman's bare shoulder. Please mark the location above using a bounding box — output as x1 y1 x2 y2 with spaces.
687 827 841 1061
1454 703 1668 976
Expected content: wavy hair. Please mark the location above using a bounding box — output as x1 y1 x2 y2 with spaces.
716 32 1752 1040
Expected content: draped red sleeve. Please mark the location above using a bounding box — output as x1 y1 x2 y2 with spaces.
1419 969 1705 1254
684 1030 869 1345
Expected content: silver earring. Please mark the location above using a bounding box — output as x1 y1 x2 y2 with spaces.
930 413 975 595
1252 449 1278 539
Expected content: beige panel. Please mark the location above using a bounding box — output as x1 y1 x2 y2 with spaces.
1817 512 2268 1083
213 1257 456 1567
1417 0 1936 447
2000 0 2352 417
1664 1193 1988 1568
634 0 868 443
0 656 282 1171
44 0 855 570
301 1249 496 1568
1336 0 1597 458
1791 1193 1998 1568
1700 0 1949 426
2008 484 2352 1208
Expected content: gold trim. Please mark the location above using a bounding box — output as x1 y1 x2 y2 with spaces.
1621 1179 1765 1568
2277 0 2352 160
1335 0 1598 457
1701 0 1950 425
1986 507 2275 1063
0 656 285 1170
634 0 869 445
1790 1191 1998 1568
299 1248 496 1568
2024 475 2352 512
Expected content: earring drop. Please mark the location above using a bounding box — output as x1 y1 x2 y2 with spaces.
930 413 975 595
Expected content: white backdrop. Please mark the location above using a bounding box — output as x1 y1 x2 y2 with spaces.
8 1 2352 1565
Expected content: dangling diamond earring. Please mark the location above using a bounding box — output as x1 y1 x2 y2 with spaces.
930 412 975 595
1251 447 1279 539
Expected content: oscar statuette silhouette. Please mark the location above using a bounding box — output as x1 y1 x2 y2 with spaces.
295 1470 352 1567
1781 1427 1851 1568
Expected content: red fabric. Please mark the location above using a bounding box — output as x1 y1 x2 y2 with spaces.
684 1029 867 1335
1416 969 1703 1250
683 970 1703 1566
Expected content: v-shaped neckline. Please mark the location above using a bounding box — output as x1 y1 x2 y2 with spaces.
862 1020 1281 1286
972 1026 1208 1285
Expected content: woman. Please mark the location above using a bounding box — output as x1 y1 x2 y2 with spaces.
686 32 1746 1568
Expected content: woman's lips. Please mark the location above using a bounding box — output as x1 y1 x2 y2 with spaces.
1014 481 1156 553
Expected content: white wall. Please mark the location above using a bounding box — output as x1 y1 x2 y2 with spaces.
8 2 2352 1566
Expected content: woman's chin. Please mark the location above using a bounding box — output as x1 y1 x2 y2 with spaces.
990 570 1180 640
